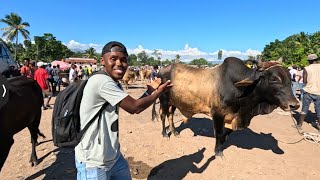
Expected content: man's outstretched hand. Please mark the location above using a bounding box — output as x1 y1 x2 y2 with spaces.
157 80 173 94
146 78 162 91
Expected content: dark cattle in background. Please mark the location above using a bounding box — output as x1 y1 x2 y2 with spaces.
0 76 45 171
152 57 299 156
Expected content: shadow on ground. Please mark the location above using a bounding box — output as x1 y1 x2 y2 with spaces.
292 110 319 130
26 147 76 180
176 117 284 154
126 156 153 179
147 148 215 179
223 128 284 154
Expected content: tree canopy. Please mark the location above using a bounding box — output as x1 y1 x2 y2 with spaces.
0 12 30 60
262 31 320 67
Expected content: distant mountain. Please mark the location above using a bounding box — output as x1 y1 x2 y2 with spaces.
70 48 85 53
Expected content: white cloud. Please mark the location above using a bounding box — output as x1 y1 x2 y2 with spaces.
66 40 103 53
65 40 261 62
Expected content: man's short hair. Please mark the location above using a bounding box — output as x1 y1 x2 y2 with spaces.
153 65 159 69
101 41 128 57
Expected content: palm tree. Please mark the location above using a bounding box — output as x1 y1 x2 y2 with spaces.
84 47 97 59
218 50 222 60
0 13 30 60
175 54 181 63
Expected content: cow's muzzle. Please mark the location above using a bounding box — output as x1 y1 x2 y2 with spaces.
289 103 300 110
280 99 300 111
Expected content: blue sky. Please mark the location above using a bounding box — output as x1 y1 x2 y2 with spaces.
1 0 319 62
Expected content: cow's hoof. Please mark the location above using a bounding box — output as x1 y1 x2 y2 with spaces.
29 160 38 167
214 150 224 157
173 131 180 137
162 133 170 140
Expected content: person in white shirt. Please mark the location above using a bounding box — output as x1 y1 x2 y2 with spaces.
69 64 77 83
297 66 305 100
289 65 298 98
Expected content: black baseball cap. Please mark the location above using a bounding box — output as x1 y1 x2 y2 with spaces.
101 41 128 57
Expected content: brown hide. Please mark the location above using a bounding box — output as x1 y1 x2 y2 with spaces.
140 69 151 81
122 69 136 89
166 64 242 130
165 60 292 130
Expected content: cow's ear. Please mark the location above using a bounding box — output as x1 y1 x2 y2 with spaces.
234 78 254 87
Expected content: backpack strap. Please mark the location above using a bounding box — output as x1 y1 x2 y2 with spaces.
77 101 109 138
76 70 114 140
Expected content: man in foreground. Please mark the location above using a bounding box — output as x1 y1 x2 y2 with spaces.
75 41 173 179
297 54 320 132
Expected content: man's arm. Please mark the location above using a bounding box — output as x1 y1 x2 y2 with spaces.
119 80 173 114
46 78 52 91
20 67 26 76
303 70 307 84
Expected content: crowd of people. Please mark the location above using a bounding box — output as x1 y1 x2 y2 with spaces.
19 58 100 110
8 41 320 179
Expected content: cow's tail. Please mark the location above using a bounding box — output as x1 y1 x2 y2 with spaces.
35 107 46 139
33 80 46 140
151 101 159 121
33 80 44 107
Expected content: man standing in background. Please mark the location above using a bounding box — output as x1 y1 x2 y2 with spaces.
20 58 32 78
296 54 320 132
34 62 52 110
69 64 78 83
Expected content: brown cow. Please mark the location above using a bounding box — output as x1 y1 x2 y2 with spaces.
152 57 300 156
121 68 136 89
140 69 152 82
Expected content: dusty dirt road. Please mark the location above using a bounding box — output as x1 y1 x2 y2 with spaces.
1 80 320 180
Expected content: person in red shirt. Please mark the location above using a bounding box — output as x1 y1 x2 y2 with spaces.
20 58 32 78
34 62 52 110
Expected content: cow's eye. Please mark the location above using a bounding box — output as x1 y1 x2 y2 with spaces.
269 76 281 84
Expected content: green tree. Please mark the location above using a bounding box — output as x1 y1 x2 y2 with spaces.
218 50 222 60
34 33 73 61
261 31 320 67
0 13 30 60
175 54 181 63
84 47 97 59
137 51 149 65
189 58 208 67
128 54 141 66
152 49 162 66
162 59 172 66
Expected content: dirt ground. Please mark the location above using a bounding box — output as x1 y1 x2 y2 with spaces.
1 80 320 180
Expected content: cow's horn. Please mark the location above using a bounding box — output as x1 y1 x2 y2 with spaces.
234 78 254 87
276 57 283 64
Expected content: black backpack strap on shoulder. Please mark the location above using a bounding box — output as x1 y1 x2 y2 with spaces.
76 70 110 140
77 102 109 138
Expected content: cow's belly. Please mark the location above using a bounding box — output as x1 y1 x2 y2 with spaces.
169 85 218 118
172 99 212 118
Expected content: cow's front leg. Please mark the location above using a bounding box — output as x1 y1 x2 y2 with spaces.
28 127 39 167
213 114 226 157
161 112 169 139
168 105 179 136
0 134 14 171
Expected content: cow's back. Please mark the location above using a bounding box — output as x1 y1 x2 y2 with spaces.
159 64 222 117
0 77 43 135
